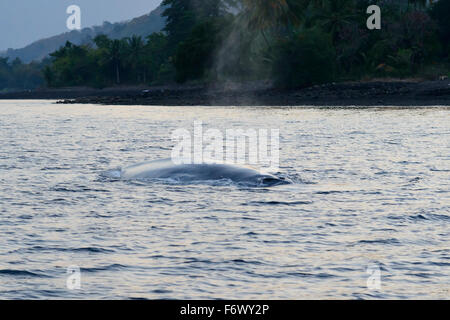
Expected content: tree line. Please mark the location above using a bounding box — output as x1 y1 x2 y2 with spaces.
1 0 449 91
43 33 168 88
0 57 47 92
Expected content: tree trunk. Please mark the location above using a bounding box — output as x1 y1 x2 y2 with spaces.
261 29 271 49
116 63 120 84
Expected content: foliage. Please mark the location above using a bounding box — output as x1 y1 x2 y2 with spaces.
3 0 449 91
429 0 450 56
43 33 170 88
174 18 231 83
162 0 231 53
0 57 46 91
272 28 336 87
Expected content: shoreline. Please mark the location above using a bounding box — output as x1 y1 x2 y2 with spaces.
1 80 449 106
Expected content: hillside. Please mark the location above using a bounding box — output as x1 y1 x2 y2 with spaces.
1 5 165 63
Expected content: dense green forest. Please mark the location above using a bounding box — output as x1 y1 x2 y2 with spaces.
1 0 450 91
0 57 48 92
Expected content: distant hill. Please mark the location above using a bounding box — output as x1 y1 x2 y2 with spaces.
1 5 166 63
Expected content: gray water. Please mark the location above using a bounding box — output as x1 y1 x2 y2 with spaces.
0 100 449 299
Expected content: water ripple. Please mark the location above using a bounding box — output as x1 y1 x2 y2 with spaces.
0 101 448 299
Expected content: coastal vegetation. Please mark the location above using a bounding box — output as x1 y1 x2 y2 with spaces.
0 57 47 92
1 0 449 92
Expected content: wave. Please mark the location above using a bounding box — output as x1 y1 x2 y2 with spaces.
0 269 49 278
243 200 312 206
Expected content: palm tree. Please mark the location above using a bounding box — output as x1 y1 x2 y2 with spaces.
109 40 125 84
241 0 304 31
240 0 309 49
94 35 125 85
314 0 357 44
126 35 145 83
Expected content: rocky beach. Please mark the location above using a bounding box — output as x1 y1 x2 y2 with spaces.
2 80 449 107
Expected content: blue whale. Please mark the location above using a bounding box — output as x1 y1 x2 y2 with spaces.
117 159 289 187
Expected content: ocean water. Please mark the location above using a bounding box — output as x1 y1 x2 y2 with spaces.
0 100 449 299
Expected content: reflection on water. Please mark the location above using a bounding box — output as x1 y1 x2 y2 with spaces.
0 101 449 299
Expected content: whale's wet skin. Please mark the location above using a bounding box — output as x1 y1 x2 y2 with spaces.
112 159 291 187
0 101 449 299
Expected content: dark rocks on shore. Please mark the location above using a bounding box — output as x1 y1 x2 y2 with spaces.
2 80 450 107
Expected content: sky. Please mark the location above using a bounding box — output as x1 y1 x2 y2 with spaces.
0 0 162 51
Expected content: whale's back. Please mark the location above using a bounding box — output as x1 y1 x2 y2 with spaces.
118 159 289 186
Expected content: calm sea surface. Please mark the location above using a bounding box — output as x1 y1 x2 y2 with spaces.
0 100 449 299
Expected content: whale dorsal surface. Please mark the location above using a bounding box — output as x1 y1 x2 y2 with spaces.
119 159 288 186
